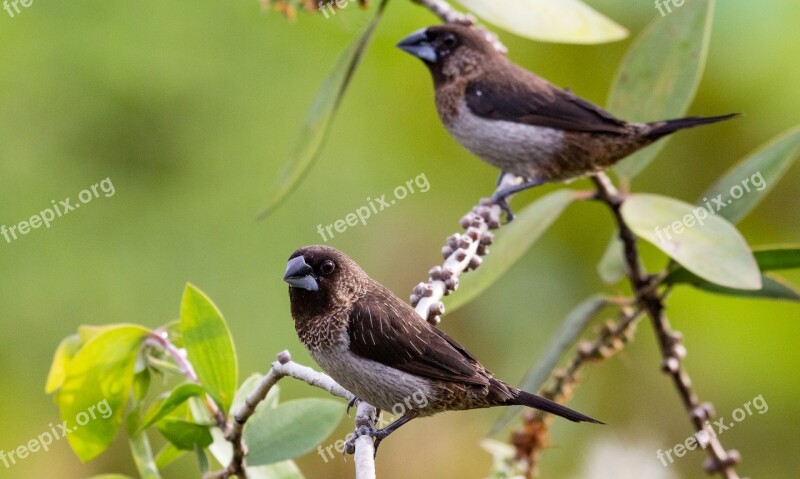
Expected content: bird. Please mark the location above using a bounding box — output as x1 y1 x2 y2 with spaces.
283 245 601 452
396 24 737 220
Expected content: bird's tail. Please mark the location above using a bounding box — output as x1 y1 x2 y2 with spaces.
507 389 604 424
644 113 739 139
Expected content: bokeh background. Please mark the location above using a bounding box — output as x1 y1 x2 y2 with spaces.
1 0 798 478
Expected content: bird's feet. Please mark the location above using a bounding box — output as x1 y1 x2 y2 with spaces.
490 192 516 222
343 423 394 458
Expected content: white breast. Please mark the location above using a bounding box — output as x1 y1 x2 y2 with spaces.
445 100 565 180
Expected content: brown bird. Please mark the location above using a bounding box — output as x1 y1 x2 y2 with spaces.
284 245 601 451
397 24 737 219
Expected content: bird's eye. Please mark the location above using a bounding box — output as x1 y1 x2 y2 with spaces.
442 34 457 47
320 260 335 276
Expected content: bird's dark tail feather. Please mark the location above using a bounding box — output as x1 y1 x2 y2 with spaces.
508 390 604 424
645 113 739 139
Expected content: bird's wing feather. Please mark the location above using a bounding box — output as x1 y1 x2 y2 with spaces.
465 68 628 134
348 284 488 386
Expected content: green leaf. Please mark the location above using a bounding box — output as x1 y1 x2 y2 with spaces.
750 246 800 271
158 418 214 451
245 398 343 466
610 0 715 180
247 461 306 479
154 443 186 470
180 284 238 412
456 0 627 44
139 383 206 431
45 334 82 394
258 0 389 218
670 272 800 302
129 430 163 479
699 125 800 224
445 190 576 313
597 233 626 284
57 325 149 462
622 194 761 290
491 295 608 434
664 245 800 301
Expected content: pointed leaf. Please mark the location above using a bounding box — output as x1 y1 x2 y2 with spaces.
699 125 800 224
259 0 389 218
245 398 343 466
622 194 760 290
610 0 715 180
457 0 627 44
665 245 800 287
139 383 206 431
445 190 576 313
57 325 149 462
157 418 213 451
491 295 608 434
670 272 800 302
180 284 238 412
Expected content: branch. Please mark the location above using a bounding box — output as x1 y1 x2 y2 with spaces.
412 174 522 323
591 172 744 479
207 350 377 479
410 0 508 53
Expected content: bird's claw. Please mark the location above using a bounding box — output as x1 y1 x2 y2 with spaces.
344 424 374 456
490 193 516 223
346 396 360 417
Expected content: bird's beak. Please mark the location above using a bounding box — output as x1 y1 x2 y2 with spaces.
283 256 319 291
397 29 437 63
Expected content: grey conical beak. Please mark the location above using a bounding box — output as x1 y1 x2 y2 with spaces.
283 256 319 291
397 28 437 63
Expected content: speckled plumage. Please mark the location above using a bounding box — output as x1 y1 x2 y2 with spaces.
285 245 601 432
401 24 736 185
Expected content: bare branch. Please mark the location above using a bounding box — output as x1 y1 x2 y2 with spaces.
210 350 378 479
591 172 744 479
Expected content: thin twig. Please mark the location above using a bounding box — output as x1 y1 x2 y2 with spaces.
514 306 645 477
412 174 521 323
205 350 377 479
591 172 744 479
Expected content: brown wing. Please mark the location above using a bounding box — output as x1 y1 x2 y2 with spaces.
348 284 488 387
465 67 628 134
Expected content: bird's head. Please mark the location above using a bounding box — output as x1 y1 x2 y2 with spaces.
284 245 367 319
397 24 496 84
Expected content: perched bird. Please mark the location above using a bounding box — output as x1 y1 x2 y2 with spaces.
284 245 601 451
397 24 737 219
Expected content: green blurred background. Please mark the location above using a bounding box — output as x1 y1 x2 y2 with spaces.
1 0 798 477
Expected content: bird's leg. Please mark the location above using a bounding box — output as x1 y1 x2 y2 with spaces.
346 396 360 416
344 414 413 457
491 178 544 222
